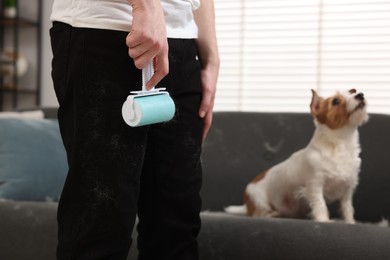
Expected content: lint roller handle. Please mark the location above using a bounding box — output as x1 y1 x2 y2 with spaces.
142 62 154 91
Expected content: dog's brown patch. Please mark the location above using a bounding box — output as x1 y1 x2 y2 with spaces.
244 170 269 216
283 195 292 210
311 90 350 129
244 191 256 216
251 170 268 184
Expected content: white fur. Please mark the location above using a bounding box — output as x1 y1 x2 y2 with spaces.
224 205 247 215
225 90 368 223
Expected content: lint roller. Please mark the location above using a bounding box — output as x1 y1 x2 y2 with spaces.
122 62 175 127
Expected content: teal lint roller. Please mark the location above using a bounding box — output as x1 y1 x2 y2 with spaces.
122 62 175 127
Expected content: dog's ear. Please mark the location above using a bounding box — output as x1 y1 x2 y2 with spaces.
310 89 322 115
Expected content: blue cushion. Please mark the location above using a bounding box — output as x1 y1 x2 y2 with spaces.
0 118 67 201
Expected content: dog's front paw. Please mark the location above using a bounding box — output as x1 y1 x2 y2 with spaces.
312 214 331 222
311 208 330 222
344 218 356 224
315 218 333 223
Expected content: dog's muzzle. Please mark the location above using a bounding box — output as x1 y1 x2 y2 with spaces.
354 92 366 110
355 92 364 101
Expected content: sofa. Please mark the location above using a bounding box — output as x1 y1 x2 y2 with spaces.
0 109 390 260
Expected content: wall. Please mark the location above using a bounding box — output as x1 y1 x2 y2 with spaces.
41 0 56 107
1 0 55 109
8 0 57 108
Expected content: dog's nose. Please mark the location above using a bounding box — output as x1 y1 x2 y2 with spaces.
355 93 364 101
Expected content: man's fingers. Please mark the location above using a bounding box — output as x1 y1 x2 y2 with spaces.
126 30 169 75
199 89 214 140
198 79 216 140
202 105 213 141
133 52 154 70
199 87 214 118
145 69 167 89
145 54 169 89
198 99 209 118
128 43 149 60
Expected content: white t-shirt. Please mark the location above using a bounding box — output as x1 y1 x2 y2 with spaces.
50 0 200 39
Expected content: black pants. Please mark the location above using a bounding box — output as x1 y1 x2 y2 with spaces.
50 22 203 260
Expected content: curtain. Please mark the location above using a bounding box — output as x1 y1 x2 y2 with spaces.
214 0 390 114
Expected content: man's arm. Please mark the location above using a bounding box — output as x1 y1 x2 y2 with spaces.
126 0 169 89
194 0 220 140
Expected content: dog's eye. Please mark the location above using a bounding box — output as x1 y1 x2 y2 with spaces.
332 98 340 106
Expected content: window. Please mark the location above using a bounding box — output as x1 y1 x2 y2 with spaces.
214 0 390 114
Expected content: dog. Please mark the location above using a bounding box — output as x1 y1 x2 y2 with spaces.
225 89 368 224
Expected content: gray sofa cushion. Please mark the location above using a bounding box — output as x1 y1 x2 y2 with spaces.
199 213 390 260
0 201 58 259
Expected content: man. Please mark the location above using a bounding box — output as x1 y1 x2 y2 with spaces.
50 0 219 259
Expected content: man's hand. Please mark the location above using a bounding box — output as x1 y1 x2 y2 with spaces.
198 62 219 141
126 0 169 89
194 0 220 141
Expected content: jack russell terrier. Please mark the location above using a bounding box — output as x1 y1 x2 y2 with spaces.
225 89 368 224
